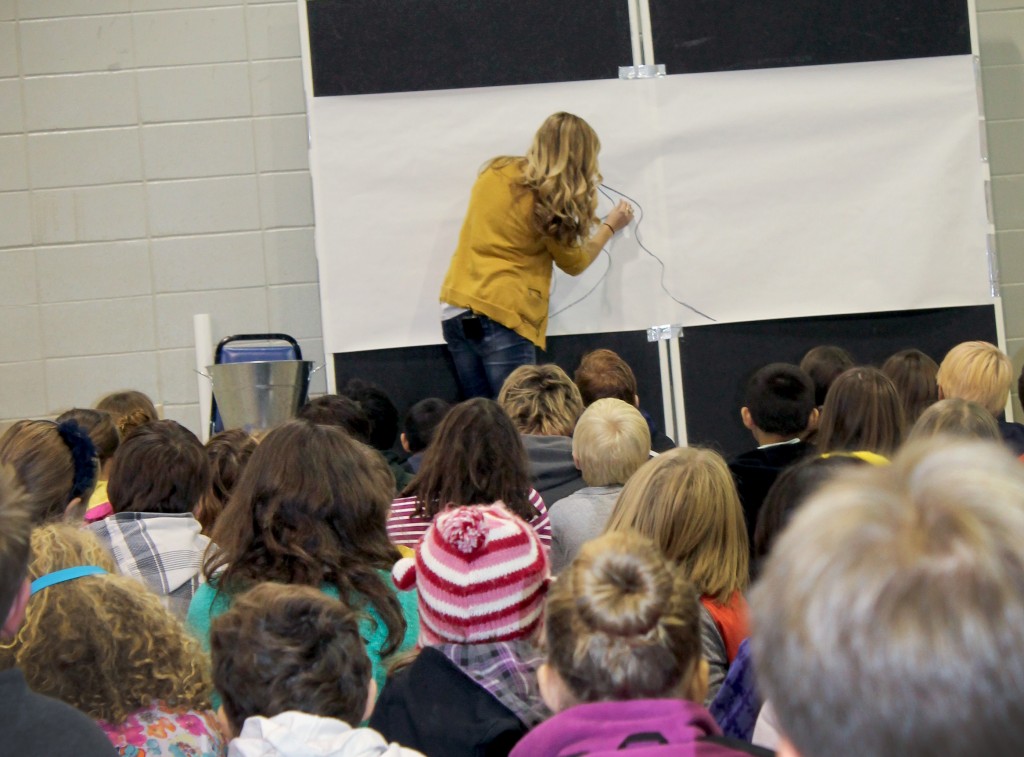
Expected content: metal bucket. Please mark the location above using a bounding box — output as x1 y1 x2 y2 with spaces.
207 360 313 432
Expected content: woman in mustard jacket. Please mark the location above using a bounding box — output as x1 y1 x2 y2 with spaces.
440 112 633 399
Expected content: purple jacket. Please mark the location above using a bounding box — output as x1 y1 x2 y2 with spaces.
510 699 771 757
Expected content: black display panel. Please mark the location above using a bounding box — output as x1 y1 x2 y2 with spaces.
681 305 997 458
648 0 971 75
334 305 996 459
307 0 632 96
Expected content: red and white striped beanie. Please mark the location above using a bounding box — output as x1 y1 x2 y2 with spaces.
392 502 550 645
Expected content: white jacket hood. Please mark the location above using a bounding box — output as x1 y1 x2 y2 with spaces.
228 712 425 757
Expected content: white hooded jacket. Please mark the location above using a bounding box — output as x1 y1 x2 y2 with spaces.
228 712 426 757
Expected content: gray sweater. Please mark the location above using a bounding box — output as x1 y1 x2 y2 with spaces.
548 485 622 574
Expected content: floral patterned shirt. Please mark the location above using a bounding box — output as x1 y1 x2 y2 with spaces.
98 701 226 757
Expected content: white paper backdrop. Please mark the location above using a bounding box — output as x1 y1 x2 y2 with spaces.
307 55 991 353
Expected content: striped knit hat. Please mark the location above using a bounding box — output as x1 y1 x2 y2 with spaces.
392 503 550 645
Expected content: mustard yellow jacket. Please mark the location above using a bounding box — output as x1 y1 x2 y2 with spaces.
440 162 592 350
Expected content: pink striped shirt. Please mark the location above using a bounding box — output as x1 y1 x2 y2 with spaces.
387 489 552 549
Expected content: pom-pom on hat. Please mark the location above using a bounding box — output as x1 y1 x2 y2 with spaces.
392 503 550 645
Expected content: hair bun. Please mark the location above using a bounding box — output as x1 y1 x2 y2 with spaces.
574 546 668 637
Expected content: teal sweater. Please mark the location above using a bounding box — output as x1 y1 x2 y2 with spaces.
186 570 419 698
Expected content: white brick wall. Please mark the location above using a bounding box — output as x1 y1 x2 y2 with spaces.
979 0 1024 417
0 0 324 434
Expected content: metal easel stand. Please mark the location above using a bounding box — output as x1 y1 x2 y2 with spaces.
619 0 666 80
648 324 687 447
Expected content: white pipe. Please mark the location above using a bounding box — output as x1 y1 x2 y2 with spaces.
668 332 687 446
658 338 675 440
627 0 643 69
193 313 214 442
637 0 656 66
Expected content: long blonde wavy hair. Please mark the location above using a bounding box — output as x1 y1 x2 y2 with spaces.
489 112 601 247
0 524 213 723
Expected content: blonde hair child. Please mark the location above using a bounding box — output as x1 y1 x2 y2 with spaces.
548 398 651 573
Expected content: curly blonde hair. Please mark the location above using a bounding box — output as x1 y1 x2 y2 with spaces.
0 524 213 724
490 112 601 247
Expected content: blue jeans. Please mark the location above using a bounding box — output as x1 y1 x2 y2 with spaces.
442 312 536 399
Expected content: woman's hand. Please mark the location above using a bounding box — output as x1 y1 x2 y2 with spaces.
603 200 634 233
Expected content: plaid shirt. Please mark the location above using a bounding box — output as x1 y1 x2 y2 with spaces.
89 512 210 620
438 640 551 728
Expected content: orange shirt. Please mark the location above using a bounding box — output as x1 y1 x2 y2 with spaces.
701 591 750 663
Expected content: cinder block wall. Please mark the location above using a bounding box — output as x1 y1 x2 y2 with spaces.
1 1 1022 430
0 0 324 435
979 0 1024 418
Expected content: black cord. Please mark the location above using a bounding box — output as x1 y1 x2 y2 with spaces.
548 248 611 319
599 183 716 323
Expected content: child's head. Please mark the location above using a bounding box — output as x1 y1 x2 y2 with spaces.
404 398 533 521
55 408 120 474
880 349 939 426
108 419 210 515
393 503 550 646
195 428 259 534
498 364 584 437
211 583 373 735
800 345 855 408
604 447 748 602
573 349 638 407
0 466 32 640
95 389 158 436
296 394 372 445
0 419 97 524
541 531 705 711
907 398 1001 443
936 340 1012 416
0 523 212 724
742 363 815 438
752 438 1024 757
816 367 905 456
571 398 651 486
752 454 871 570
340 378 400 451
402 398 451 454
207 420 406 655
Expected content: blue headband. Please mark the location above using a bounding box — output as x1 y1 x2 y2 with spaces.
29 566 108 596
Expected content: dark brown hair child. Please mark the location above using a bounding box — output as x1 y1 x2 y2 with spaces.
399 398 451 475
729 363 817 553
880 348 939 426
194 428 258 536
95 389 158 437
211 583 424 755
387 398 551 549
816 367 905 457
88 420 211 619
186 420 418 699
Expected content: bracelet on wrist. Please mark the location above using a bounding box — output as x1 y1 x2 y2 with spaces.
602 222 615 234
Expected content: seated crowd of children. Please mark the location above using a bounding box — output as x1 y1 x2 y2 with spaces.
1 339 1023 756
